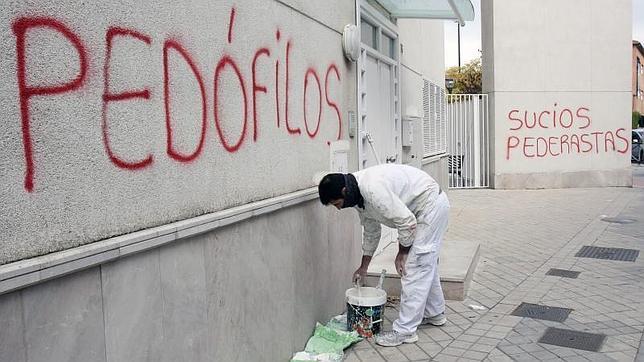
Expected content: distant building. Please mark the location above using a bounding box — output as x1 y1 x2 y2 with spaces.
634 40 644 125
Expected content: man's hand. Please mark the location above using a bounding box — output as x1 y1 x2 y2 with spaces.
353 266 367 285
353 255 373 285
395 250 410 276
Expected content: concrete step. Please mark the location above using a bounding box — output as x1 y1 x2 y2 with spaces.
365 239 480 301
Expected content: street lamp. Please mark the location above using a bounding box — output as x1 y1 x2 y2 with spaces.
445 78 455 94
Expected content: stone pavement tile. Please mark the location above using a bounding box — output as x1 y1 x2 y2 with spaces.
458 357 483 362
397 343 428 360
529 350 559 360
484 348 513 362
355 348 386 361
376 346 410 362
352 340 374 350
506 334 533 345
464 329 487 338
448 340 473 350
558 356 591 362
470 343 496 353
461 350 489 360
430 353 459 361
416 342 442 358
344 349 362 362
517 343 545 353
497 344 522 356
512 353 539 361
421 328 454 341
484 331 509 340
441 346 467 357
602 338 637 352
458 334 480 343
546 346 580 358
477 336 503 346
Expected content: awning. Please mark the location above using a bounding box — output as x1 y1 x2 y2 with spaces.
374 0 475 26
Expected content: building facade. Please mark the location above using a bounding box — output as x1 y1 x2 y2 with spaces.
634 40 644 121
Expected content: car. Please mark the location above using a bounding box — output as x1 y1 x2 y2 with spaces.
633 129 644 164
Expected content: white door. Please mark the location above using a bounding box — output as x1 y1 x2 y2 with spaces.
358 3 400 170
357 2 401 253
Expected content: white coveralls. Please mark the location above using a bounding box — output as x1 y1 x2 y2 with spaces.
352 164 450 335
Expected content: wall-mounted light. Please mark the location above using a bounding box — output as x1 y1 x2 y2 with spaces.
342 24 360 62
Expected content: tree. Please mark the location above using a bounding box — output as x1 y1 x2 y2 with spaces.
445 57 482 94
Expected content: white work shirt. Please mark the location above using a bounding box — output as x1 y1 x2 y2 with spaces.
352 164 441 256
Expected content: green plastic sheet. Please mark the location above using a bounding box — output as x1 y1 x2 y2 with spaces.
304 323 361 354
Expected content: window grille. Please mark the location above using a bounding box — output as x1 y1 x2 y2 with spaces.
422 79 447 156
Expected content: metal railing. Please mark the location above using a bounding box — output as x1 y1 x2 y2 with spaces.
447 94 490 189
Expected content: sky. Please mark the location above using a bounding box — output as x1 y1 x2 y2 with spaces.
444 0 644 69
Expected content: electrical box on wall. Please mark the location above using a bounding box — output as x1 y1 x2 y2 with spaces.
329 140 350 173
402 117 417 147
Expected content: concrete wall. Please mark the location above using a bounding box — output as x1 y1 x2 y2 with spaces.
0 0 356 264
482 0 632 189
0 0 362 359
0 201 361 362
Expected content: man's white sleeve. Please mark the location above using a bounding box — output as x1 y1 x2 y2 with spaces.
359 214 381 256
363 182 417 248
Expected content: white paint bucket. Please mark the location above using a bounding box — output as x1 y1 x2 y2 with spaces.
345 287 387 338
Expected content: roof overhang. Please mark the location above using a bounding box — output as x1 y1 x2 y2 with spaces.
374 0 475 26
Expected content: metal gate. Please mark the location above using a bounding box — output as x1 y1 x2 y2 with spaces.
447 94 490 188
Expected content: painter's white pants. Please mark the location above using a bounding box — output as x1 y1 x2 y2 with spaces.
392 192 450 335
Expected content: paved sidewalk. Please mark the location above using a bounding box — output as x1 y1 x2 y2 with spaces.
344 166 644 361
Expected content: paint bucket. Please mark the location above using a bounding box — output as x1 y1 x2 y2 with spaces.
345 287 387 338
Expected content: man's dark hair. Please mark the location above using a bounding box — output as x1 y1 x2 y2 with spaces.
318 173 345 205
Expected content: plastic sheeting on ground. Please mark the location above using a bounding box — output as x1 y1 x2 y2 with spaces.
290 315 361 362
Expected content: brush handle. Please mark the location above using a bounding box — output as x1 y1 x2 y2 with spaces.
377 269 386 289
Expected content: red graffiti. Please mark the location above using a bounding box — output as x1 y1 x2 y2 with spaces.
505 105 628 160
303 68 322 138
12 17 89 192
12 12 344 193
325 64 342 140
508 105 592 131
505 129 629 160
163 39 207 162
214 55 248 152
102 27 153 170
275 60 281 128
252 48 270 141
284 41 300 134
227 7 236 44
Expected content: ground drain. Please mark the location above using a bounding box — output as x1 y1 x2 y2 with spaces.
575 246 639 262
510 303 572 322
545 268 580 278
600 216 636 224
538 327 606 352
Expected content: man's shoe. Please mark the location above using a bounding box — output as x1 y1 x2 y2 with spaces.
374 330 418 347
421 313 447 326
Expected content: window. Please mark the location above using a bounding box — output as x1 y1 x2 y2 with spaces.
637 58 641 97
422 79 447 156
381 33 395 59
360 12 397 60
360 20 377 49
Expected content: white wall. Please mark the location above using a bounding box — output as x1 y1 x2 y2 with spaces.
482 0 632 188
0 0 356 263
399 19 445 86
398 19 446 173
